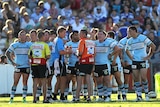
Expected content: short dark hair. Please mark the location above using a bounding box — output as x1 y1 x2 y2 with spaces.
43 29 50 34
99 29 107 36
80 29 88 36
18 30 26 36
69 30 78 39
37 31 44 39
29 29 37 34
129 26 137 32
50 30 56 35
57 26 66 35
107 31 115 39
36 29 43 34
0 55 6 63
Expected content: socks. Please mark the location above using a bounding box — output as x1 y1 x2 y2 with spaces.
142 81 149 94
46 87 52 98
22 86 28 99
97 84 103 97
10 86 17 99
134 82 142 97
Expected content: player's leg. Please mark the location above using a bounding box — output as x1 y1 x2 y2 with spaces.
9 72 21 103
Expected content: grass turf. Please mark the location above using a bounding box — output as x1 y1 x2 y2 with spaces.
0 93 160 107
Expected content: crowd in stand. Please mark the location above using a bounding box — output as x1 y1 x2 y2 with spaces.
0 0 160 55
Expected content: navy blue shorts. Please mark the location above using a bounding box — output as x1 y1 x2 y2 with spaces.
94 64 109 77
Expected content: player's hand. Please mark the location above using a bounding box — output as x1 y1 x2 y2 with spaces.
143 56 150 61
12 62 18 67
112 60 116 66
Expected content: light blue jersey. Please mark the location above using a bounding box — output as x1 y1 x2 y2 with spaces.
65 41 79 67
7 41 32 68
126 34 152 61
109 39 122 72
118 37 132 65
52 37 65 62
95 38 117 65
47 41 54 66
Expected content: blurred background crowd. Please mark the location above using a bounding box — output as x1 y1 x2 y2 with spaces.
0 0 160 56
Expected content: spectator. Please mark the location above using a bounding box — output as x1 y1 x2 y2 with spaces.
110 9 120 24
31 6 43 23
70 0 81 10
149 10 160 32
143 23 157 36
152 0 160 16
118 22 128 39
97 0 108 17
84 20 92 32
86 9 94 24
28 0 37 12
71 16 84 32
105 17 114 32
38 1 50 18
135 9 147 27
1 2 18 23
143 17 155 31
46 16 56 30
101 0 109 11
55 15 65 28
5 30 16 51
14 1 25 14
44 0 53 11
78 10 87 24
147 31 160 54
143 23 151 36
36 16 47 30
93 6 106 23
120 5 134 24
112 24 122 41
132 20 143 33
48 2 59 22
82 0 95 12
60 2 72 22
20 12 35 32
135 1 149 16
112 0 121 15
2 19 14 37
0 2 3 23
0 55 7 64
0 34 6 54
93 1 107 22
19 6 28 23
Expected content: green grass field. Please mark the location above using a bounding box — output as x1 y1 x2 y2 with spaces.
0 93 160 107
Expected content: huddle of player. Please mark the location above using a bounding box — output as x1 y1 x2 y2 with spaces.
6 25 155 103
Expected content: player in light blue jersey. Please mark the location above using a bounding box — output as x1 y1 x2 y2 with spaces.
65 31 79 101
107 31 126 101
6 30 32 103
118 29 132 101
94 29 117 102
90 28 99 99
126 26 156 101
52 26 72 101
43 29 55 102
